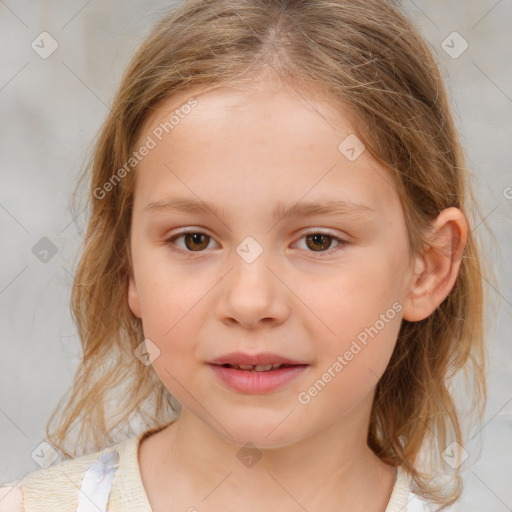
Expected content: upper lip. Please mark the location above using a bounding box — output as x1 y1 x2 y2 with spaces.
208 351 308 366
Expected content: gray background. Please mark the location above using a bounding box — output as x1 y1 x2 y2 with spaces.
0 1 511 510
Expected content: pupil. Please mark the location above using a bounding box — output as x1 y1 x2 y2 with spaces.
307 234 330 251
185 233 209 251
183 233 332 252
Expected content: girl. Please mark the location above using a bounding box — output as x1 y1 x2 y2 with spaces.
0 0 493 510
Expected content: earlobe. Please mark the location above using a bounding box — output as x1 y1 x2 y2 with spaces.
127 269 142 319
402 207 468 322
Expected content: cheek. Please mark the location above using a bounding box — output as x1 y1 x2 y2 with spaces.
296 313 401 421
148 325 201 403
133 260 206 380
302 254 403 371
135 257 198 333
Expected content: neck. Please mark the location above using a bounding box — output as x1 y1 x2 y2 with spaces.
139 397 398 512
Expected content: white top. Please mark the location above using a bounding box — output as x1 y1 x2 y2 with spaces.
0 427 435 511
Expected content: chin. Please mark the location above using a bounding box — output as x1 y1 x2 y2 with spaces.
214 415 306 450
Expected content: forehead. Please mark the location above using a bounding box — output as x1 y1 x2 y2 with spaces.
133 84 401 220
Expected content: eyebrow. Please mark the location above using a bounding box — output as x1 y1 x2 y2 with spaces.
144 196 376 222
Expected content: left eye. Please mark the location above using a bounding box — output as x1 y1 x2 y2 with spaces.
166 231 219 253
165 230 347 255
295 232 346 254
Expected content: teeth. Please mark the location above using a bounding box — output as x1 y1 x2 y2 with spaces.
254 364 273 371
227 363 286 371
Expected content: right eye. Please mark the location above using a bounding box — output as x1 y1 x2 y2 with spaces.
165 229 219 254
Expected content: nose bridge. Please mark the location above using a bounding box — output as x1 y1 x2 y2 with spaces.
235 234 267 267
216 234 287 326
229 234 274 295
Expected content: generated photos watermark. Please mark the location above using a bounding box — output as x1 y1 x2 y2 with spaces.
93 97 198 200
297 301 403 405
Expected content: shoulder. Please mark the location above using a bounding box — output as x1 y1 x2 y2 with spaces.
0 483 24 512
407 490 438 511
0 440 130 511
388 466 438 512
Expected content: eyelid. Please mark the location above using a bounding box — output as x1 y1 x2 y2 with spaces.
292 229 348 256
166 227 220 254
165 227 350 256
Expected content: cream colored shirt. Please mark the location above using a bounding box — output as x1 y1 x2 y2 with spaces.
0 427 434 511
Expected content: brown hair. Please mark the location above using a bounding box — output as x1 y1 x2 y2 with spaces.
46 0 497 508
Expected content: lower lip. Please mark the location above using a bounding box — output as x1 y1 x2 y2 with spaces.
208 364 308 393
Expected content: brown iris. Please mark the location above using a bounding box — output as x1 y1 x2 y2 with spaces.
183 233 210 251
179 232 335 253
305 233 333 252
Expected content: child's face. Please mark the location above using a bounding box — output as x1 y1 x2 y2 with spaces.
128 84 416 448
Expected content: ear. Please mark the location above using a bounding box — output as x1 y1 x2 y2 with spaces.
402 207 468 322
127 266 142 319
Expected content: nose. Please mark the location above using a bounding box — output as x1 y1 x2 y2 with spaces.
215 246 289 329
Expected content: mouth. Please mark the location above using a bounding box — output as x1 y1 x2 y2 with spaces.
207 353 309 393
216 363 302 372
208 351 308 368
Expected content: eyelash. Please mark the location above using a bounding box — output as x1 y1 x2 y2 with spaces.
164 228 349 257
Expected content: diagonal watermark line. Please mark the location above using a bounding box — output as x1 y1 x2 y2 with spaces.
398 474 437 512
266 164 337 234
0 265 29 295
480 268 511 307
265 409 294 438
267 60 339 132
471 204 499 233
469 395 512 442
65 386 117 441
265 266 337 335
163 367 234 440
201 471 233 502
61 0 93 29
405 0 439 29
61 61 110 110
0 62 29 92
471 471 512 511
0 408 29 439
163 163 233 233
0 203 29 233
61 266 125 332
164 267 234 337
60 265 75 280
472 61 512 104
0 481 21 497
367 161 397 198
0 0 28 28
266 470 308 511
471 0 503 30
0 471 31 506
226 3 338 134
367 367 381 381
59 205 87 233
463 203 511 306
402 200 499 304
60 469 103 512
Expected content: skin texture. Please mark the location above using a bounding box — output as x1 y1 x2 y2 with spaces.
127 83 468 512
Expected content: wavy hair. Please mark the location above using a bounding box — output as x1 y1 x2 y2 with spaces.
46 1 497 509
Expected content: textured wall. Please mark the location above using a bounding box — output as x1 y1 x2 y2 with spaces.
0 1 511 510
